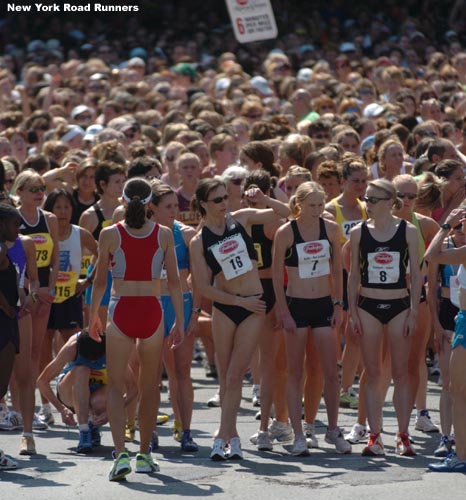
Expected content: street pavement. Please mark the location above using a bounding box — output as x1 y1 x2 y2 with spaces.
1 358 466 499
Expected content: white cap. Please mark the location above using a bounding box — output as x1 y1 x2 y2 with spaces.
297 68 313 82
71 105 94 119
250 76 273 96
84 124 104 142
363 103 384 118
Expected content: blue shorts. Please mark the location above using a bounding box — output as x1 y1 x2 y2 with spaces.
84 265 112 307
452 310 466 350
161 292 192 337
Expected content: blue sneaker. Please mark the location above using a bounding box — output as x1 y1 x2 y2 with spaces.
428 453 466 473
77 429 93 454
89 422 101 447
181 430 199 452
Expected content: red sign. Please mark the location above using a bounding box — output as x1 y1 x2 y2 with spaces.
220 240 239 254
304 242 323 254
375 252 393 265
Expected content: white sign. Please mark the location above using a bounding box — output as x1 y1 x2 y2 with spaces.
225 0 278 43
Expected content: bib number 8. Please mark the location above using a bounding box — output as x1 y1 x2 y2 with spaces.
379 271 387 282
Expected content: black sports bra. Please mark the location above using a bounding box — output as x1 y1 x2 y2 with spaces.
285 218 329 267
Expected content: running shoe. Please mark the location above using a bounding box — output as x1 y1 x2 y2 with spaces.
157 413 169 425
345 423 368 444
252 385 261 407
325 427 352 454
257 430 273 451
181 430 199 452
362 433 385 456
207 392 221 408
415 410 439 433
434 435 453 458
429 360 440 376
0 404 9 421
124 419 136 442
77 429 93 454
250 419 293 445
396 432 416 456
172 420 183 442
19 436 36 456
109 452 132 481
428 452 466 473
227 437 243 460
0 450 17 470
303 422 319 448
205 363 218 378
255 410 261 420
32 413 47 431
210 438 227 461
290 434 310 456
38 405 55 426
135 452 159 473
339 388 358 409
89 422 101 447
150 431 159 451
0 411 23 431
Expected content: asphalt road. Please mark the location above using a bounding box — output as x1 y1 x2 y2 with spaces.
1 358 466 499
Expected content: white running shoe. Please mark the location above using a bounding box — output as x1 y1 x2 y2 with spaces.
0 411 23 431
325 427 352 454
33 413 48 431
207 392 221 408
344 423 368 444
303 422 319 448
269 419 293 443
291 434 310 456
210 438 226 461
0 450 17 470
252 385 261 407
415 411 439 433
227 437 243 459
257 431 273 451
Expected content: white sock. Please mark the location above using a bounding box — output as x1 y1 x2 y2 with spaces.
79 424 90 432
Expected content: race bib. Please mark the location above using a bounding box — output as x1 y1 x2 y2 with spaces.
296 239 331 279
367 251 400 284
89 368 107 386
31 232 53 268
210 234 253 280
254 243 264 268
54 271 78 304
341 219 362 241
80 254 92 277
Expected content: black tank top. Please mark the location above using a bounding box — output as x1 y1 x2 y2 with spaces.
202 214 257 277
0 254 18 310
92 204 106 240
71 189 99 226
251 224 273 270
359 219 409 289
20 208 52 287
285 218 329 267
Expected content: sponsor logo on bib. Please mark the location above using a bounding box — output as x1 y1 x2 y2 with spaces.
374 252 393 265
57 272 69 283
32 234 47 244
304 242 323 254
220 240 239 254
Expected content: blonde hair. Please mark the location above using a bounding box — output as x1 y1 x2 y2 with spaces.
286 165 312 181
289 181 325 218
378 139 404 172
393 174 417 191
13 169 45 195
368 178 403 210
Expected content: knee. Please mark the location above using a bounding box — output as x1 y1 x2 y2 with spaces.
287 367 303 384
225 371 244 390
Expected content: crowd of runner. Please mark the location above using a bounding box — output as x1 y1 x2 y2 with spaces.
1 13 466 479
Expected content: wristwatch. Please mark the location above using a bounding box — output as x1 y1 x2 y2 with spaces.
192 307 202 315
441 223 452 231
333 299 344 307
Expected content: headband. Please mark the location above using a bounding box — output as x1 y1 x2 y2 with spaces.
122 191 152 205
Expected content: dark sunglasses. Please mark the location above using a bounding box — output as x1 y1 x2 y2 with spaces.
359 89 374 95
230 178 243 186
207 194 229 204
363 195 390 204
397 192 417 200
27 185 46 193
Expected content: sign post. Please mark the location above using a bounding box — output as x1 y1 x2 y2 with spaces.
225 0 278 44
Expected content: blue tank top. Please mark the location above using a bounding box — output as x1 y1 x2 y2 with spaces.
7 237 27 289
173 221 189 270
62 333 106 375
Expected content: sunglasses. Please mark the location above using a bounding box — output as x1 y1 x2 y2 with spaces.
207 194 229 204
230 178 243 186
27 185 46 193
397 192 417 200
363 195 390 204
359 89 374 95
4 178 14 185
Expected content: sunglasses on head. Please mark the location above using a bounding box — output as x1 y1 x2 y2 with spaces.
208 194 229 204
363 195 390 204
230 178 243 186
27 185 46 193
396 192 417 200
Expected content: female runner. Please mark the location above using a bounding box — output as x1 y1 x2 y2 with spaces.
348 179 421 456
89 178 184 481
190 177 289 460
273 181 350 456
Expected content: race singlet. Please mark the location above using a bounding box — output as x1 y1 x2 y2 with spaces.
341 219 363 242
296 239 331 279
54 271 78 303
211 233 253 280
31 232 53 268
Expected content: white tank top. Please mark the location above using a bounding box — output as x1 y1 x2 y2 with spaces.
457 264 466 290
59 225 82 272
370 162 407 179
